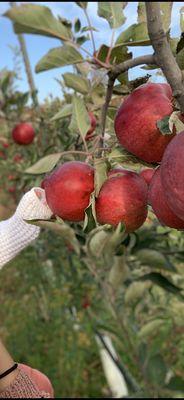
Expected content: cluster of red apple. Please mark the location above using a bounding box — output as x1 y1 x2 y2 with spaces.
40 82 184 233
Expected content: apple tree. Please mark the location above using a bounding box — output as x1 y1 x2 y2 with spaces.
2 2 184 397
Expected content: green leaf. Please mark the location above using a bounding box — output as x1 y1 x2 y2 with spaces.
137 272 183 297
51 104 73 121
35 45 83 73
83 192 97 232
137 2 146 23
25 153 62 174
69 95 91 139
180 6 184 31
75 2 88 9
137 319 165 339
116 22 150 46
157 115 172 135
98 2 127 29
176 33 184 54
137 2 173 31
5 4 71 41
94 158 108 197
136 249 176 271
160 2 173 31
108 255 129 290
76 35 89 45
96 43 132 66
63 73 90 94
87 225 111 258
82 26 99 32
28 220 80 255
104 223 126 260
74 18 81 33
176 47 184 70
145 354 167 386
165 376 184 391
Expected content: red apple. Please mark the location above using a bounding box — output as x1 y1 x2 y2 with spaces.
85 112 97 140
114 82 175 163
3 142 9 148
140 168 155 186
160 131 184 221
13 154 23 163
96 168 148 233
12 123 35 145
149 167 184 229
44 161 94 222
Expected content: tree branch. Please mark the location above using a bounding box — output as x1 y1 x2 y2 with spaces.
109 54 155 80
145 2 184 113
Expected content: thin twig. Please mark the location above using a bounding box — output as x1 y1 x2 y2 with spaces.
98 75 116 155
83 7 96 54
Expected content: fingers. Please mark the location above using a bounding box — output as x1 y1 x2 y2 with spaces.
34 188 48 207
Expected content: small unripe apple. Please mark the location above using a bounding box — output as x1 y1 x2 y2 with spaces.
96 168 148 233
85 112 97 141
114 82 175 163
149 167 184 229
44 161 94 222
12 123 35 145
140 168 155 186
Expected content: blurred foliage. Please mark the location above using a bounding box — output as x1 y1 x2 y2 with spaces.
1 1 184 398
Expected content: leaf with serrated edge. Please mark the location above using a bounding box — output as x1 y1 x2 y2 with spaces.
69 95 90 139
25 153 62 174
98 2 127 29
35 45 83 73
5 4 71 40
63 73 90 94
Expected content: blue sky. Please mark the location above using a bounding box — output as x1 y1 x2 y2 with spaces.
0 2 183 103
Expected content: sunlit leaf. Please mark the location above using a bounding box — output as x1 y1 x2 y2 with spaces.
51 104 73 121
35 45 83 73
98 2 127 29
25 153 62 174
5 4 71 40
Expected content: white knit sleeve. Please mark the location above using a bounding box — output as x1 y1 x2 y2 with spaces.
0 188 53 269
